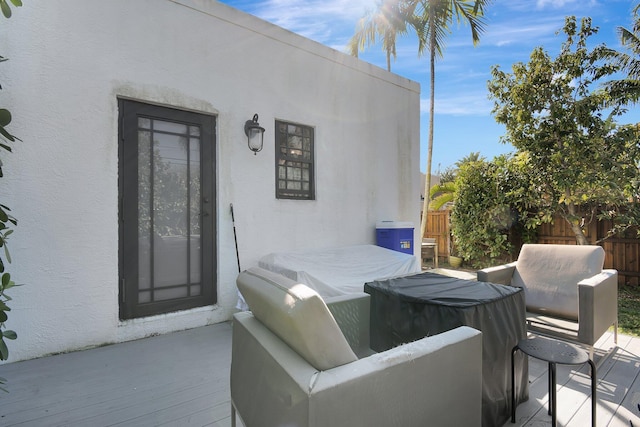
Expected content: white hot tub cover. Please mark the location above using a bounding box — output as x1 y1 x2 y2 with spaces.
257 244 421 298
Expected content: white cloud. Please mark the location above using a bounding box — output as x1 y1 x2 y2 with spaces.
421 92 493 117
535 0 600 9
483 20 563 48
536 0 577 9
248 0 378 44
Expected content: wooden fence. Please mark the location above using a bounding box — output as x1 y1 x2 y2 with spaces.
424 210 450 258
425 210 640 286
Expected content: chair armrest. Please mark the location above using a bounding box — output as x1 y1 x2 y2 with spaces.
326 293 371 357
231 312 319 427
477 262 517 285
578 269 618 345
309 326 483 427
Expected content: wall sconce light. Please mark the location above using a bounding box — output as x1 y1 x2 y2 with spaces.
244 113 265 155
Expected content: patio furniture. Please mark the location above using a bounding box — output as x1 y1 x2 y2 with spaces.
511 335 596 427
421 238 438 268
477 244 618 359
231 267 483 427
257 244 421 298
364 271 528 427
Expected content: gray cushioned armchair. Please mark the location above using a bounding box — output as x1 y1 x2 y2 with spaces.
477 244 618 359
231 267 483 427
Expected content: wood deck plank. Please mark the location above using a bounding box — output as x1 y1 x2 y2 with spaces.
507 330 638 427
0 321 638 427
0 323 232 427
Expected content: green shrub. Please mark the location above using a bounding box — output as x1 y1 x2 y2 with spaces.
451 154 538 268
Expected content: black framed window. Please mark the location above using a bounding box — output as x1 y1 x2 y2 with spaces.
118 99 216 320
275 120 315 200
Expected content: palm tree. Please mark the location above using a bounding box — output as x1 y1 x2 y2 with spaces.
603 3 640 105
348 0 491 236
414 0 491 239
455 151 483 167
348 0 413 71
428 151 483 210
428 181 456 210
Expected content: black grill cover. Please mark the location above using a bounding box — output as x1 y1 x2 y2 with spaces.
365 272 529 427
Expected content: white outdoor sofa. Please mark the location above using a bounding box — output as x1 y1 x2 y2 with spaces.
231 267 483 427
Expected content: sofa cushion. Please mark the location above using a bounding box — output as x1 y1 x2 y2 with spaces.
237 267 358 371
512 244 605 320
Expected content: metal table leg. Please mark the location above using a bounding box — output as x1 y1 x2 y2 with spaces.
511 345 517 423
589 359 597 427
550 362 557 426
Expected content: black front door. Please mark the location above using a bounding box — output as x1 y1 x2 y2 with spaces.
118 99 216 320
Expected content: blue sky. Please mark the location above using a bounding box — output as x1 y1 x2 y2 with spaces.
219 0 639 172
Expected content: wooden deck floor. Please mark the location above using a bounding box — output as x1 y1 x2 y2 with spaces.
0 322 637 426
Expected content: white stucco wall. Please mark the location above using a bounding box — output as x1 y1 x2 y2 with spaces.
0 0 420 362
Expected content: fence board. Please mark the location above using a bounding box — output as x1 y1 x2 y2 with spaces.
424 210 449 258
534 215 638 286
425 210 640 286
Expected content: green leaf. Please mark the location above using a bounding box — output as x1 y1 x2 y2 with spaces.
0 126 16 142
3 330 17 340
0 1 11 19
0 337 8 360
0 311 7 322
2 273 10 287
4 244 11 264
0 109 11 127
9 0 22 6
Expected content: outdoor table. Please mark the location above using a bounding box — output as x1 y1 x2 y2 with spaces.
364 271 528 427
511 336 596 427
421 239 438 268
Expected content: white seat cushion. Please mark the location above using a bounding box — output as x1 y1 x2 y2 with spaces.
237 267 358 371
512 244 605 320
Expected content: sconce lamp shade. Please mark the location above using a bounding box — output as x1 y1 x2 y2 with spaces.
244 113 265 154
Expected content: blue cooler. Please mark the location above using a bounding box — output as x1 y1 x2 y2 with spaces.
376 221 414 255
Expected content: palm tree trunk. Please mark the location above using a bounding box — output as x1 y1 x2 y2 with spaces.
420 17 437 239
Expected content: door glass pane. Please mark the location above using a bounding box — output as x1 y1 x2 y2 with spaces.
138 130 151 292
153 133 189 288
138 117 151 130
155 287 188 301
153 120 188 134
189 137 201 284
190 284 201 297
137 120 202 302
139 290 151 303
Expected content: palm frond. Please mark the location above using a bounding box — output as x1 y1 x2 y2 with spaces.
347 0 413 70
428 181 457 210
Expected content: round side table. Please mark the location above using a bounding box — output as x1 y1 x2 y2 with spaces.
511 336 596 427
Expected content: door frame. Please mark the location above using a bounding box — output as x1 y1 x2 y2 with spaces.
118 98 217 320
